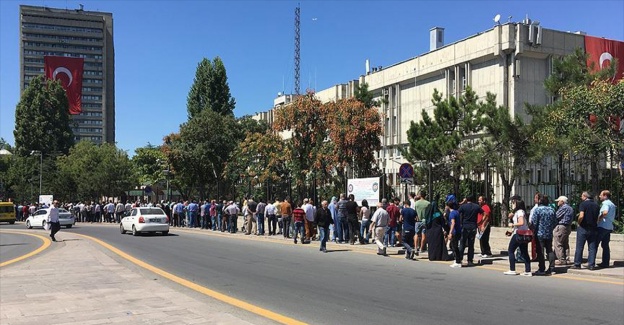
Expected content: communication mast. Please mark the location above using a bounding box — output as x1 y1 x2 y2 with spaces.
294 4 300 95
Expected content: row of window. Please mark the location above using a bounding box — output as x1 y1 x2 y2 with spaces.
79 109 102 115
24 50 102 59
24 41 102 52
83 95 101 101
23 58 102 69
83 87 102 92
74 119 103 125
75 136 103 143
23 69 104 80
22 23 102 34
23 32 102 43
84 70 102 76
72 127 102 133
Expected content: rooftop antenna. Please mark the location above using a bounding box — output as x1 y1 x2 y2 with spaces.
294 4 301 95
507 15 513 23
493 14 501 25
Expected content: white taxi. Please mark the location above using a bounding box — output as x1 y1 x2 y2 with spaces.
120 207 169 236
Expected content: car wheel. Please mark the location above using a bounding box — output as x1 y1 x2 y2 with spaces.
132 225 139 236
26 220 32 229
66 225 72 229
162 231 169 236
120 224 126 234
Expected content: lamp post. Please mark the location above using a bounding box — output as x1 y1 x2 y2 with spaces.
30 150 42 202
163 169 170 203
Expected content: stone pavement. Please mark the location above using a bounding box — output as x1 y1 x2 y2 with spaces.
0 230 274 325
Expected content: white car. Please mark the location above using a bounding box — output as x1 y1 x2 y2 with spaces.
26 208 75 229
120 207 169 236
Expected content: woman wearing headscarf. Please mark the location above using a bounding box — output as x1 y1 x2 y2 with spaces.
426 194 447 261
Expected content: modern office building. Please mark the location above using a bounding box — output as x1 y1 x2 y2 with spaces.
256 19 623 202
19 4 115 144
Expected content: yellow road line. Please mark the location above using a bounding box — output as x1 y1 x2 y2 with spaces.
0 231 51 267
74 233 307 325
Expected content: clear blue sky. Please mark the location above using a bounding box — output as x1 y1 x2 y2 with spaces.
1 0 623 155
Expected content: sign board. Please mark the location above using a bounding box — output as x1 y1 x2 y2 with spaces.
347 177 380 206
39 195 53 205
399 163 414 184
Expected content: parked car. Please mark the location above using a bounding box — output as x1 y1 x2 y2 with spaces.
26 208 75 229
120 207 169 236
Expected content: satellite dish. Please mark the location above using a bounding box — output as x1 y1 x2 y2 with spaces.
494 14 501 24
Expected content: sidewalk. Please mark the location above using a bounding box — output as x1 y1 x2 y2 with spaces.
0 230 272 325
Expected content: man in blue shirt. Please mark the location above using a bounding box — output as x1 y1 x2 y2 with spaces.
531 194 557 275
188 199 199 228
453 195 483 268
597 190 616 268
574 191 600 270
554 196 574 265
400 201 417 260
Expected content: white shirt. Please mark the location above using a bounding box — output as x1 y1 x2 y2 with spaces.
370 207 389 227
265 203 276 216
303 203 315 222
361 206 370 222
512 210 529 235
47 205 60 223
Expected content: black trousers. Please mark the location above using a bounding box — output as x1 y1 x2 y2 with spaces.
50 221 61 240
267 215 277 234
479 225 492 255
348 218 362 244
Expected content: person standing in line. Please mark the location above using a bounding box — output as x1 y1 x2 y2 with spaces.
359 199 371 244
200 199 208 229
292 201 306 244
414 191 430 254
477 196 492 258
346 194 361 245
337 194 349 243
400 200 417 260
597 190 616 268
328 196 339 242
447 200 461 265
115 201 125 223
573 191 600 270
503 199 532 276
265 199 277 235
209 200 218 231
385 199 400 247
553 196 573 265
281 197 292 238
315 200 333 252
452 194 483 268
245 197 258 235
256 197 267 236
530 194 557 275
226 201 240 233
274 198 283 235
303 198 315 242
47 200 61 242
369 202 390 256
188 199 199 228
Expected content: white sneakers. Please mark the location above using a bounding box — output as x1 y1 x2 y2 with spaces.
521 272 532 277
449 262 462 268
504 270 518 275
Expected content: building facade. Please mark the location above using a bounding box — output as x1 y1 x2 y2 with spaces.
255 20 616 202
19 5 115 144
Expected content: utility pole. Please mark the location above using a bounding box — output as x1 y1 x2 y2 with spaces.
294 4 300 95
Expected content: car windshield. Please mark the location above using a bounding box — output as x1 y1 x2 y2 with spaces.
139 208 165 215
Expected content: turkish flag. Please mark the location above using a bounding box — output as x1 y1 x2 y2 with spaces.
585 35 624 82
44 56 84 115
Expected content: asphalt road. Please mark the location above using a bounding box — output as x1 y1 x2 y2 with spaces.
59 224 624 325
0 230 43 264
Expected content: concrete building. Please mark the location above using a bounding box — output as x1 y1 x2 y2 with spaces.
19 5 115 144
256 20 619 202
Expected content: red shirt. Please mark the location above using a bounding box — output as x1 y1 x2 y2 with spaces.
293 208 305 222
386 204 400 227
477 204 491 225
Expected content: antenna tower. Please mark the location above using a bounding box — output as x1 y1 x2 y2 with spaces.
294 4 301 95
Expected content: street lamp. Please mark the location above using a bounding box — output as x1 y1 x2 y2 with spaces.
30 150 42 202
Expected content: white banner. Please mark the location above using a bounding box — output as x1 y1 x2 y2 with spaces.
347 177 380 206
39 195 53 205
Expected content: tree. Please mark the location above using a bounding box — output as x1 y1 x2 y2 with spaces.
13 75 74 156
354 82 380 108
273 92 328 199
187 57 236 119
132 145 167 186
404 87 483 195
326 98 382 177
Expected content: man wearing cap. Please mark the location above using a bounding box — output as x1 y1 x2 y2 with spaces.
554 195 573 265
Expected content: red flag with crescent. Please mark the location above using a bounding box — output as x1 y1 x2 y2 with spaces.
44 56 84 115
584 36 624 131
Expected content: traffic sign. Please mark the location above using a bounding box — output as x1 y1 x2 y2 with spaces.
399 163 414 179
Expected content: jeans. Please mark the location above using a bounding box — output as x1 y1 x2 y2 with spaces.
402 229 415 255
189 211 197 228
282 216 291 238
459 227 477 263
508 234 531 272
332 215 341 241
360 220 371 243
536 238 554 272
385 226 397 246
339 218 349 242
553 224 571 262
211 215 218 230
574 226 597 267
200 215 208 229
597 227 612 266
257 214 265 235
319 227 328 251
267 215 277 234
479 225 492 255
293 221 305 242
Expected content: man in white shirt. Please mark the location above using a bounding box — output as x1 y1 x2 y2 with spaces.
47 200 61 242
303 198 316 241
265 201 277 235
370 202 390 255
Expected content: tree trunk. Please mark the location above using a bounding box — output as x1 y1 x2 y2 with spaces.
591 156 599 195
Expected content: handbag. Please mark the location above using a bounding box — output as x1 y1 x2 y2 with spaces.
516 229 533 244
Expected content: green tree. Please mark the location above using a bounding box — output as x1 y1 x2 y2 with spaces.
353 82 380 108
13 75 74 156
404 87 483 195
187 57 236 119
132 145 167 186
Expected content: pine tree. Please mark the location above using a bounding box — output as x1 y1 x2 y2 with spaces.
187 57 236 119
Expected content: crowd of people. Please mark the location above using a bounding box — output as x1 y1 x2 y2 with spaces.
11 188 617 276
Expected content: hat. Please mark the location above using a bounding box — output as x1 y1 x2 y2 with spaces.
445 194 456 203
555 196 568 203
